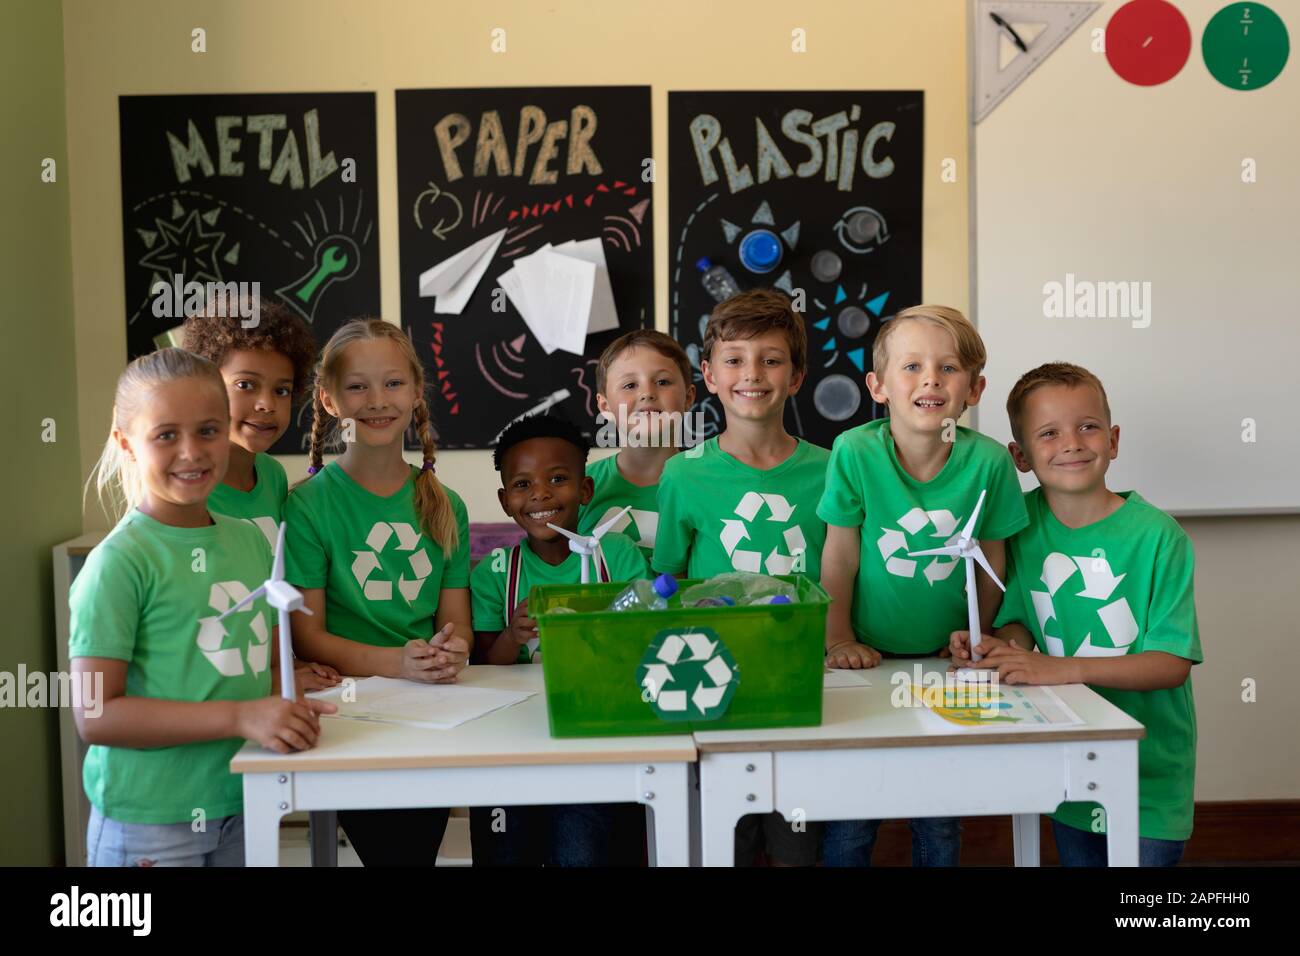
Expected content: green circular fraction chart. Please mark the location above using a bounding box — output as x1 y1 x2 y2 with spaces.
1203 3 1290 90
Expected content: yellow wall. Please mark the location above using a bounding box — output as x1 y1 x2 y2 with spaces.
62 0 971 526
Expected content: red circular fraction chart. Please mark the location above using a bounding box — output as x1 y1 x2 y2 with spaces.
1105 0 1194 85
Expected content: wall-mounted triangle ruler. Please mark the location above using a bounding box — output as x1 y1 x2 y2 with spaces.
975 1 1101 122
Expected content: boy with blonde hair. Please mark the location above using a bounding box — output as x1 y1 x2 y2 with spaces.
818 304 1028 866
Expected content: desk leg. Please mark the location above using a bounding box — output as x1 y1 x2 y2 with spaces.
1066 740 1139 867
243 774 286 867
1101 742 1139 868
699 752 772 867
1012 814 1041 867
309 811 338 867
642 763 690 867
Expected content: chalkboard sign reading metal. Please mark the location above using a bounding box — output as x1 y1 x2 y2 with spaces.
668 91 923 450
118 92 381 454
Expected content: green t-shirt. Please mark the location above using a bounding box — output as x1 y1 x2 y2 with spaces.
284 462 471 647
68 510 273 824
994 488 1201 841
817 419 1029 654
470 531 648 663
577 453 664 562
652 437 829 580
208 452 288 549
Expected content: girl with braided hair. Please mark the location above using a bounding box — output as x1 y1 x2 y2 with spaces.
284 318 472 865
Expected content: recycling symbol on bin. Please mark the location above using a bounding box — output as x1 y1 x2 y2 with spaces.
351 521 432 603
1031 552 1138 658
636 626 738 722
877 507 963 584
720 491 806 575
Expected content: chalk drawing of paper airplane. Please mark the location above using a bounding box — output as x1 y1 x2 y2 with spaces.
418 227 507 314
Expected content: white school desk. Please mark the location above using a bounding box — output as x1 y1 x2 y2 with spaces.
694 658 1145 867
231 664 697 866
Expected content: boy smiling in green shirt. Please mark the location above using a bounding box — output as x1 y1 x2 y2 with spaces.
951 362 1201 866
817 304 1027 867
653 288 829 867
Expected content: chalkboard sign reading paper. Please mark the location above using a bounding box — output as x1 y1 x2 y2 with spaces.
396 86 654 450
668 91 923 450
119 92 381 454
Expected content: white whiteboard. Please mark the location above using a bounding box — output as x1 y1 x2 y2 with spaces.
974 0 1300 514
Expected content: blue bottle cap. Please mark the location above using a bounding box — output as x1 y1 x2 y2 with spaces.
739 230 782 273
695 257 714 273
653 574 679 598
768 595 792 604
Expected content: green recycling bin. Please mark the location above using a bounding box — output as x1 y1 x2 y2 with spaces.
530 574 829 737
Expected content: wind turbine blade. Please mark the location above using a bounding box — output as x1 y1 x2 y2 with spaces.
970 544 1006 592
272 522 287 582
217 585 267 621
593 505 633 539
546 522 584 543
907 546 962 558
960 489 988 541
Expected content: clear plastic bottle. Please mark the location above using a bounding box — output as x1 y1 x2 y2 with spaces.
697 257 742 303
607 573 679 612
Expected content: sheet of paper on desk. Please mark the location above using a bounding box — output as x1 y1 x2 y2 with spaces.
309 676 534 730
823 668 872 689
900 679 1084 732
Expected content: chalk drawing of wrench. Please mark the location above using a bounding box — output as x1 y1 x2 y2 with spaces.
276 234 361 323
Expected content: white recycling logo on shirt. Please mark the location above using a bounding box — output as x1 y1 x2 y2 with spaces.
351 522 432 603
877 507 963 584
195 581 270 677
1031 552 1139 658
719 491 806 575
595 505 658 550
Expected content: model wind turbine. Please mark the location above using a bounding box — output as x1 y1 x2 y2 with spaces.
217 522 311 700
907 489 1005 673
547 505 633 583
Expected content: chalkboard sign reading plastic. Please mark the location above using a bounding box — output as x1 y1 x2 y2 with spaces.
668 91 923 450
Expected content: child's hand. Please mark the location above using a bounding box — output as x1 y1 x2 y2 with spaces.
974 643 1079 685
506 601 538 650
294 658 341 692
826 639 881 669
426 623 470 683
948 630 1010 667
237 696 337 753
400 637 456 683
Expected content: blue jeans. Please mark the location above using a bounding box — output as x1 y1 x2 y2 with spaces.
1051 819 1185 867
87 806 245 867
470 803 620 866
822 816 962 867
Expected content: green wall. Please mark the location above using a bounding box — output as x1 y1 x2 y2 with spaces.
0 0 82 865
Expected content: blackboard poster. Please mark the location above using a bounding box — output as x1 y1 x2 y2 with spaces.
668 91 923 450
119 92 381 454
396 86 654 450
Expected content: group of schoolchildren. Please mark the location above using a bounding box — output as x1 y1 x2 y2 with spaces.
69 288 1200 868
